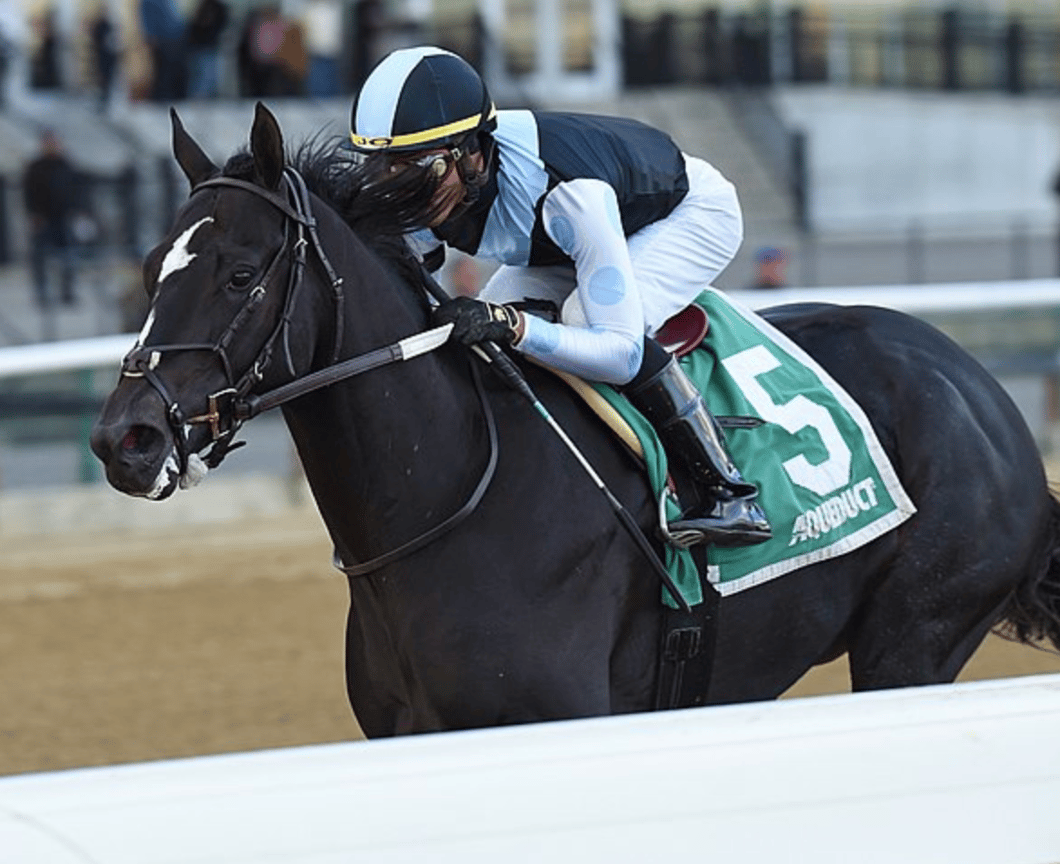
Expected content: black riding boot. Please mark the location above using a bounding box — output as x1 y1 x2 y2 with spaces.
626 355 772 547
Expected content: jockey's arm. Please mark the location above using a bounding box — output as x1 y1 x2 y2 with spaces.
513 179 644 385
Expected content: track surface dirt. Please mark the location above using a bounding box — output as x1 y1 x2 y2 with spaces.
3 505 1059 777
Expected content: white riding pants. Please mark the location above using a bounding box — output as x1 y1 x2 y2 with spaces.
480 154 743 336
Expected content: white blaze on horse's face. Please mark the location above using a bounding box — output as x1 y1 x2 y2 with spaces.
138 216 215 346
158 216 213 285
136 308 156 348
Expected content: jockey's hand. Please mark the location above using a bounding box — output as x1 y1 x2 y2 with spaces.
432 297 524 346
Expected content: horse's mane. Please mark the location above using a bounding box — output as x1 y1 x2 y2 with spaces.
220 135 437 290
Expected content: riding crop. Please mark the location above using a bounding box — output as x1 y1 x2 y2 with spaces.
421 276 692 613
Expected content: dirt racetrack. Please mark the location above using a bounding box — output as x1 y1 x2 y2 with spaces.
3 497 1060 778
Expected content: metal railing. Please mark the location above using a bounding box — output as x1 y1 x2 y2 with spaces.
619 6 1060 94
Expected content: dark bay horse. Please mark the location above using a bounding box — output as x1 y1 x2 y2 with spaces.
90 104 1060 736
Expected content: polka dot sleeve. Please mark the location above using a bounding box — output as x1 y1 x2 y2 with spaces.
515 179 644 385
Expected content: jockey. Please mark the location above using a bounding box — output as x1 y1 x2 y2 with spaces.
348 45 770 548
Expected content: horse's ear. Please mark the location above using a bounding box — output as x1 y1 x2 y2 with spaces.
250 102 285 191
171 108 218 189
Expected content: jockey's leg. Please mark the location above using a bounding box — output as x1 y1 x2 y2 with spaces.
628 155 743 333
623 338 771 547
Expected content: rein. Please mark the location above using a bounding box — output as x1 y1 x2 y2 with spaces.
335 359 499 578
125 166 500 577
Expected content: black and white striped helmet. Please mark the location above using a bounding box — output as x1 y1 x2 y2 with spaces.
350 46 497 155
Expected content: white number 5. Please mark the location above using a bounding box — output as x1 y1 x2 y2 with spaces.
721 345 851 496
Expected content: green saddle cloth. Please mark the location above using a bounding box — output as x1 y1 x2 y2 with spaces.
592 289 917 609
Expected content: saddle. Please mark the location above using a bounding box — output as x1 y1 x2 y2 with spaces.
551 303 710 465
655 303 711 359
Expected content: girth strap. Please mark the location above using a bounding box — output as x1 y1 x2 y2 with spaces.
655 546 720 710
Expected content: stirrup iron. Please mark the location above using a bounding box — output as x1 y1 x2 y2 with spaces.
658 489 710 550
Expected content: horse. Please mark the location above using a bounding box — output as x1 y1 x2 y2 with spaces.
90 104 1060 736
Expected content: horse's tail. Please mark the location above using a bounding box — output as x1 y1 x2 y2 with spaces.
1000 492 1060 653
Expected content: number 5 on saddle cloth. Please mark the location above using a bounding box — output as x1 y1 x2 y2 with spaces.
549 288 917 612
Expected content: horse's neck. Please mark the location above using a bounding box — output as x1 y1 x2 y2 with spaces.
282 235 483 564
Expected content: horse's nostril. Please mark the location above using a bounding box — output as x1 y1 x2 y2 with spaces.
119 424 163 457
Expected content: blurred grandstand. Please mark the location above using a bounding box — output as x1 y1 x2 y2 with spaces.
0 0 1058 490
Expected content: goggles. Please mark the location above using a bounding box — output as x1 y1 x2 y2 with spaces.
386 150 455 179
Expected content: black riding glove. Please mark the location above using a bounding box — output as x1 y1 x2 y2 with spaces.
432 297 523 346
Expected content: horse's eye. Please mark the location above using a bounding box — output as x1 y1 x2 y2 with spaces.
228 269 256 291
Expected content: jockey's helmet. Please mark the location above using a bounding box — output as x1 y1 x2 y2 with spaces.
349 46 497 157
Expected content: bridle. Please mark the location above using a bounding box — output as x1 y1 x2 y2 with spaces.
120 166 499 577
120 168 346 475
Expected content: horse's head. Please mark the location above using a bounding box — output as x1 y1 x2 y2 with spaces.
91 103 334 499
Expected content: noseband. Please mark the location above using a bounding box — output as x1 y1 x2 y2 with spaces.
121 168 345 474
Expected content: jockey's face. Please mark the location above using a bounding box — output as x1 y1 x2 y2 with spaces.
387 147 484 227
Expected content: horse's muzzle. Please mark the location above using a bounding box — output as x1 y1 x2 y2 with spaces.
90 410 179 499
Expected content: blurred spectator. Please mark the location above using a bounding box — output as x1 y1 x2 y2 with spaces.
238 4 305 97
302 0 341 98
258 5 305 95
186 0 228 98
29 8 60 90
23 129 78 308
117 255 150 332
0 25 9 108
235 7 256 95
139 0 186 101
747 246 788 289
732 13 770 85
0 1 27 108
88 4 119 111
